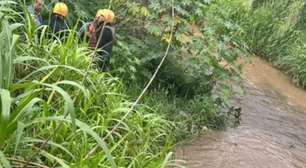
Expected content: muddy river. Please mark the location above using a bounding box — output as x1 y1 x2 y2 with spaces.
176 57 306 168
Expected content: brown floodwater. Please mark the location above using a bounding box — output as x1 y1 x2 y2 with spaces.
175 57 306 168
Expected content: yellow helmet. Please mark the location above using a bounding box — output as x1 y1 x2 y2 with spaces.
96 9 115 23
53 2 68 17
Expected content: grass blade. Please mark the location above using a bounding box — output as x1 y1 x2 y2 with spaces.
56 80 89 98
160 152 173 168
0 89 11 122
13 122 25 156
23 138 75 160
0 151 11 168
35 82 76 127
40 150 70 168
30 116 117 168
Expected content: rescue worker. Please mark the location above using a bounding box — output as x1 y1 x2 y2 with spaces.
49 2 69 38
28 0 44 26
80 9 115 72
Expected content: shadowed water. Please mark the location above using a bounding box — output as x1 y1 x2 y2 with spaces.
176 57 306 168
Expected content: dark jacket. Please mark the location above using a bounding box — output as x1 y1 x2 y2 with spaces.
79 22 115 71
80 22 115 55
49 14 69 39
97 25 115 55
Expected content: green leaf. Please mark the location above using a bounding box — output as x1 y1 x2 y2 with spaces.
9 95 42 129
30 116 117 168
0 1 17 5
0 89 11 122
35 82 75 127
56 80 89 98
23 138 75 160
40 150 70 168
147 24 162 36
14 56 49 65
160 152 173 168
14 122 26 156
0 151 11 168
19 65 85 83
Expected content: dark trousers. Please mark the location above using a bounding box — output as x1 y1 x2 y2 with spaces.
97 51 110 72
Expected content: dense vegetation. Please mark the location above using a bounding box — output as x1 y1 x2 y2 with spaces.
0 0 242 167
3 0 306 167
209 0 306 87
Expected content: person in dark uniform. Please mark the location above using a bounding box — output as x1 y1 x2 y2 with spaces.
49 2 69 39
80 9 115 72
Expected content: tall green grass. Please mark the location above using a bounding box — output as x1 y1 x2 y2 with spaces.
1 1 171 167
248 0 306 86
205 0 306 87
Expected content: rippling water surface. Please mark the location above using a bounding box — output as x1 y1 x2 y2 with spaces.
176 57 306 168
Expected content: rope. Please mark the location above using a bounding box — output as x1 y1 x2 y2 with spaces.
84 0 176 160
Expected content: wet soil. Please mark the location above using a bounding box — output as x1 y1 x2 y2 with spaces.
176 57 306 168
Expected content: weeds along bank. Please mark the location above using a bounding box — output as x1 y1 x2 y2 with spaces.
0 0 241 167
206 0 306 87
